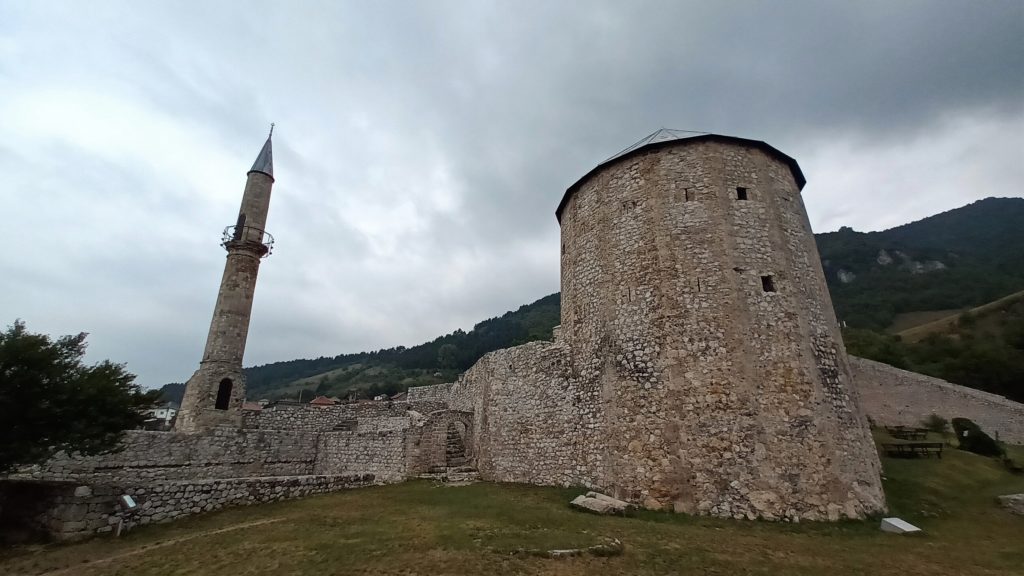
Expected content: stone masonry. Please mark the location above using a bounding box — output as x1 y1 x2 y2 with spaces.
851 356 1024 443
450 132 887 521
177 131 276 433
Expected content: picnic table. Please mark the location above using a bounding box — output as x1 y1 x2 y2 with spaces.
880 442 943 459
886 426 929 440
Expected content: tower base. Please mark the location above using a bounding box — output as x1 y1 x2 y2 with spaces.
174 362 246 434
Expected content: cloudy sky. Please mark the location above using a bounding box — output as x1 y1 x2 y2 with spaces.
1 1 1021 387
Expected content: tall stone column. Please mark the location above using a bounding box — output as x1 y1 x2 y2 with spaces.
175 130 276 434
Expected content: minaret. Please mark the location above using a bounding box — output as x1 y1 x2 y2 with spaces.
176 128 276 433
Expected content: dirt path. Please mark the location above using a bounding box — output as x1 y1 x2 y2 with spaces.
34 517 287 576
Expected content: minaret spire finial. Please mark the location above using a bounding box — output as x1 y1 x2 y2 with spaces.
249 126 275 180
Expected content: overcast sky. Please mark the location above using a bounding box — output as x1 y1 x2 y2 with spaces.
1 1 1021 387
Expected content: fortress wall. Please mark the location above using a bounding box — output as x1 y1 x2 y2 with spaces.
14 429 320 483
851 356 1024 444
406 383 454 402
243 400 445 431
314 430 408 483
0 474 375 542
449 342 581 486
555 139 884 520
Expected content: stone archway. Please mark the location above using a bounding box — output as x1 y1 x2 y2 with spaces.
410 410 473 474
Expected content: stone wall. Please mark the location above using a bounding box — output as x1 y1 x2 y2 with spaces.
16 429 320 483
243 400 445 432
313 430 409 482
406 383 453 403
449 342 581 486
851 356 1024 444
0 474 374 542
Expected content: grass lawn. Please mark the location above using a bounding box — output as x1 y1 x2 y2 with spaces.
1 440 1022 576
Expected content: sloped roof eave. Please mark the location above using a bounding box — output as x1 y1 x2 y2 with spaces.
555 133 805 222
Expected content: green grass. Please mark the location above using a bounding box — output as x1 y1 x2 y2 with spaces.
896 288 1024 342
887 309 962 334
2 442 1022 576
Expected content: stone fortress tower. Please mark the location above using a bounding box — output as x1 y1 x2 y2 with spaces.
451 129 887 521
555 129 886 519
176 129 276 433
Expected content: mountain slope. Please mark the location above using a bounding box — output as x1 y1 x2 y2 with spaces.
816 197 1024 329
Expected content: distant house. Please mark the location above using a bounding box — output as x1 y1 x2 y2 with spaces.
309 395 337 406
141 403 177 430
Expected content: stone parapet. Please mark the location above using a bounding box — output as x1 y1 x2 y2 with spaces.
243 400 445 432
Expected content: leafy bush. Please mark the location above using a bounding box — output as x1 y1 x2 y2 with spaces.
950 418 1004 457
920 414 950 435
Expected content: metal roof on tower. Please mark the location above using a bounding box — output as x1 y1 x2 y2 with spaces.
556 129 806 222
248 124 274 180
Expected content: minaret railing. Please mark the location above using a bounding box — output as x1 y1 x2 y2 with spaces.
221 225 274 257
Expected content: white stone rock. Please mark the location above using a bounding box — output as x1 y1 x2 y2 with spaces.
571 494 627 515
997 494 1024 516
880 517 921 534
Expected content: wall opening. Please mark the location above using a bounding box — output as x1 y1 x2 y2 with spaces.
215 378 233 410
684 188 694 202
736 187 748 200
761 275 776 293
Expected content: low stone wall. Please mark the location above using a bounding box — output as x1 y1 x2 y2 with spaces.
244 400 446 432
851 356 1024 444
14 429 320 483
0 474 374 542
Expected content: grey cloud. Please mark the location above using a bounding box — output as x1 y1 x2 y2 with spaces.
0 0 1020 385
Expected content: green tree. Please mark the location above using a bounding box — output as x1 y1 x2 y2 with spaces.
0 320 159 473
437 343 459 369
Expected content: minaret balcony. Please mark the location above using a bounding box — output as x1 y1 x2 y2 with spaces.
221 225 274 257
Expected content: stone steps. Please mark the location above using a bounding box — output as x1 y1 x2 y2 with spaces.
417 467 480 484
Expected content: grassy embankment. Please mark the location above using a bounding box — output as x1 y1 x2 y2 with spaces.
2 435 1022 576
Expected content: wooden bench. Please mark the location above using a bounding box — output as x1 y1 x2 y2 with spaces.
880 442 943 459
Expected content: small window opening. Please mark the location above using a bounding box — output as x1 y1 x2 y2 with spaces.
684 188 694 202
215 378 233 410
761 275 776 293
736 187 748 200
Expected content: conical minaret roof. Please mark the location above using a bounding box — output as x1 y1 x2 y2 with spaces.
248 125 274 180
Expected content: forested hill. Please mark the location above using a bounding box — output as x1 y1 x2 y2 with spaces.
159 197 1024 404
817 197 1024 329
242 293 559 401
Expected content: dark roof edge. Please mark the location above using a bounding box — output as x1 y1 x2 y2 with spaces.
555 133 806 222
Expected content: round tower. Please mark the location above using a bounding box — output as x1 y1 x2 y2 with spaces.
556 130 885 520
175 129 276 434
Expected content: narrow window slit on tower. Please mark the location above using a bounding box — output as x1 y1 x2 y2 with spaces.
215 378 233 410
684 188 694 202
736 187 748 200
761 275 776 293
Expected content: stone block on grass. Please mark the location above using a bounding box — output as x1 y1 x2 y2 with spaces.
571 493 629 515
997 494 1024 516
880 517 921 534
